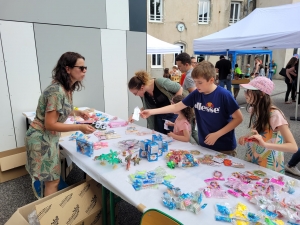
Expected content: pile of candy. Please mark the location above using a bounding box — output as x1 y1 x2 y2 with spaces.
202 171 229 199
129 167 173 191
139 134 169 162
225 171 297 199
94 130 121 140
118 139 140 155
90 113 111 129
108 120 128 128
94 150 122 168
215 202 285 225
161 182 207 214
198 154 245 168
125 126 139 135
165 150 199 169
221 171 300 224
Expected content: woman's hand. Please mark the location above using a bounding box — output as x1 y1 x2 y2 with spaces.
79 110 90 120
140 110 152 119
79 124 95 134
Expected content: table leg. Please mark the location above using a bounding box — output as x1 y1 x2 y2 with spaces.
102 186 107 225
110 191 115 225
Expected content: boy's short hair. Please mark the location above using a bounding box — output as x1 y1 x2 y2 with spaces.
191 60 216 81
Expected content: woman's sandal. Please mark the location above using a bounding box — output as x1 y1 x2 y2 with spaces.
285 101 292 104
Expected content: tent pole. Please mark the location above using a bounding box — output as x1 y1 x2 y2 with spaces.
269 53 272 80
290 52 300 121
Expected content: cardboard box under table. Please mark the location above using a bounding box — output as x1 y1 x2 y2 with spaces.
6 179 102 225
0 147 28 183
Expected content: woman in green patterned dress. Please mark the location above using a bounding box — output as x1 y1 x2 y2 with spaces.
25 52 95 197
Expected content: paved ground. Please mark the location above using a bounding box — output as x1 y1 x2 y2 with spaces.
0 79 299 225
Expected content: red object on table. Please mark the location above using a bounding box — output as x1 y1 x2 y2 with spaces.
223 159 232 166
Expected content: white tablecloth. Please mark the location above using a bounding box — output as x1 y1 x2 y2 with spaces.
59 112 300 225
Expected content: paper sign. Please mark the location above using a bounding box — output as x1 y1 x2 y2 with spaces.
132 106 140 121
164 120 170 130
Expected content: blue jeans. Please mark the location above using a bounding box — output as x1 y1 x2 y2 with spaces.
288 148 300 167
268 71 274 80
219 79 232 94
154 113 177 134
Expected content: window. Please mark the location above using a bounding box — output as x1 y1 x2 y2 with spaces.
198 0 210 24
247 55 251 64
197 55 205 63
230 2 241 24
151 54 163 68
174 43 185 64
293 48 298 55
149 0 163 22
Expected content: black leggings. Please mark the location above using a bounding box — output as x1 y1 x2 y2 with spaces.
285 77 296 102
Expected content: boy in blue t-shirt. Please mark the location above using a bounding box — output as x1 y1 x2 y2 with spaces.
140 61 243 156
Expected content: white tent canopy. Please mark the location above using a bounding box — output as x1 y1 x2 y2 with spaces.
193 2 300 121
193 2 300 52
147 34 181 54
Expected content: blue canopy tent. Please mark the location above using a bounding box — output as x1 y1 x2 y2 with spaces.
194 49 273 75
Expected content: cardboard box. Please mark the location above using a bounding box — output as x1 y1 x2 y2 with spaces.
35 179 102 225
6 181 84 225
0 147 67 183
0 147 28 183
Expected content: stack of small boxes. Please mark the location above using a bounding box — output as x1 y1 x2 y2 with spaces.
139 134 168 162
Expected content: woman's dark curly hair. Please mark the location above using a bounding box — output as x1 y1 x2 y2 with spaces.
52 52 85 92
172 95 194 123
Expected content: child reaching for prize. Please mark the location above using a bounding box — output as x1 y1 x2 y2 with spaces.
238 77 298 173
165 95 193 142
140 61 243 157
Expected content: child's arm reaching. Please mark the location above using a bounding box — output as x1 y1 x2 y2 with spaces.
248 126 298 153
140 102 186 118
168 130 190 142
204 108 243 145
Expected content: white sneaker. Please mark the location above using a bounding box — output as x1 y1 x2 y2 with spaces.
285 165 300 176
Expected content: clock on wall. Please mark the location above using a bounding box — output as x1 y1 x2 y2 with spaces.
176 23 185 32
